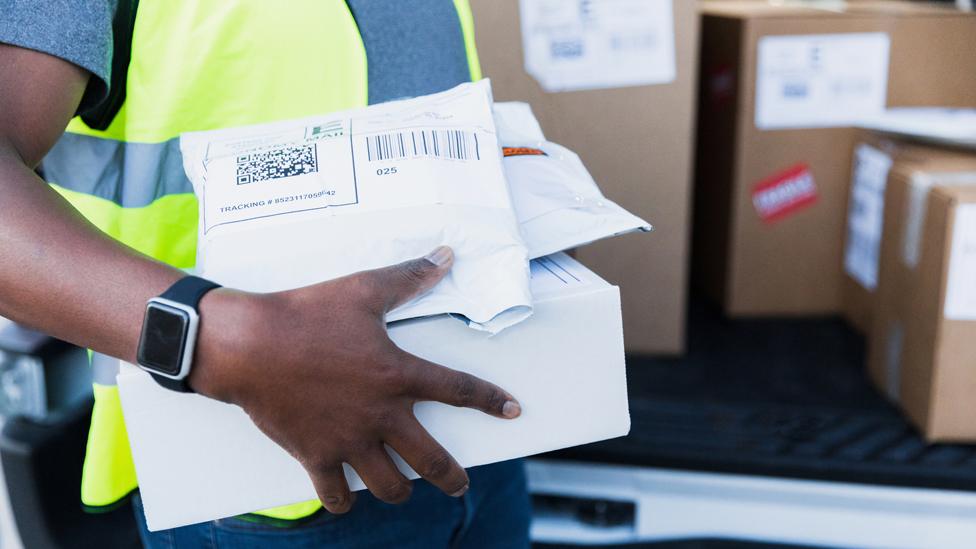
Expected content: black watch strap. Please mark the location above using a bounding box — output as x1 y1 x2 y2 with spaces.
161 275 222 307
149 276 221 393
153 372 195 393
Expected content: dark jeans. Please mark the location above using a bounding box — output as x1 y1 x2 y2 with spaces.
133 459 531 549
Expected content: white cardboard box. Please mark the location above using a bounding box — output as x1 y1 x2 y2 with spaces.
119 253 631 531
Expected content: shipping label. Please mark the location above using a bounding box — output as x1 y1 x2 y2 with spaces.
945 203 976 321
192 82 508 235
752 164 818 223
755 33 890 130
844 144 893 291
519 0 676 92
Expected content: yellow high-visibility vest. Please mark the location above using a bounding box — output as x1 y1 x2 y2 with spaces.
44 0 482 521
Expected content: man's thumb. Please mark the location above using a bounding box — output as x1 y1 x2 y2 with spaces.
372 246 454 313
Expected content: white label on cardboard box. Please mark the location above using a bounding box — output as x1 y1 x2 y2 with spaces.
945 203 976 321
844 144 893 291
520 0 676 92
755 33 890 130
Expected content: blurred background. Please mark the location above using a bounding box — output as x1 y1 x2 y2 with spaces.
2 1 975 547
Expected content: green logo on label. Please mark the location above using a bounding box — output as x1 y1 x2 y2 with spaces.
306 122 344 140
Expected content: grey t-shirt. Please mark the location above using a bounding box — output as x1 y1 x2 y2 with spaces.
0 0 470 114
0 0 116 115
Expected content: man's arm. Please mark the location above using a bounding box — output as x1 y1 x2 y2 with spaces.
0 44 184 362
0 44 521 513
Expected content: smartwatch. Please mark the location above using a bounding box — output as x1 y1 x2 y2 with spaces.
136 276 221 393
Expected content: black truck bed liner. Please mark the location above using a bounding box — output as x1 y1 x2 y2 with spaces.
545 300 976 493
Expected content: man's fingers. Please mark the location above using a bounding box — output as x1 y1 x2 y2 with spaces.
309 463 355 514
365 246 454 313
387 418 469 498
350 446 413 505
405 355 521 419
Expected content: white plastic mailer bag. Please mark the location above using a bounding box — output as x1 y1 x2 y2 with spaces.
181 81 531 333
493 102 652 259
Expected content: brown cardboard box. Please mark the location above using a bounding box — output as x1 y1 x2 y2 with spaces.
841 132 976 334
468 0 699 354
694 1 976 317
869 151 976 442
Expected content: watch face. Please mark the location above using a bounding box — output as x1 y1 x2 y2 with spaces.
137 302 190 376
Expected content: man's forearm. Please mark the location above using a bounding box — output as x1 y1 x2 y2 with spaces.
0 44 189 364
0 148 184 362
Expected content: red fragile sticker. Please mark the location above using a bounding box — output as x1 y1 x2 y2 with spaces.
752 163 818 223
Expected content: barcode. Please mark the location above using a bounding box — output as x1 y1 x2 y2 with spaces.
236 145 318 185
365 130 480 162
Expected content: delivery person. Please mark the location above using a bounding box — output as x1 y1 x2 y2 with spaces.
0 0 530 547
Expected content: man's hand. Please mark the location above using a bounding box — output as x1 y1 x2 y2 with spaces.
190 246 521 514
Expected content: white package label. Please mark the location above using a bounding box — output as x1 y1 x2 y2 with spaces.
755 33 890 130
180 81 532 334
493 102 651 258
945 204 976 321
844 144 893 291
519 0 676 92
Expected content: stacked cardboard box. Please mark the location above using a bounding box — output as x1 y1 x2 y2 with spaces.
866 144 976 441
841 131 976 333
694 1 976 317
468 0 700 354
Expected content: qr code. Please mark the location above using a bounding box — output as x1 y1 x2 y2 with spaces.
236 145 318 185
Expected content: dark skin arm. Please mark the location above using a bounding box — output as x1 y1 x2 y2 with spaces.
0 44 521 513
